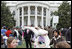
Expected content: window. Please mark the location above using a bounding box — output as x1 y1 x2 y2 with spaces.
44 8 46 16
37 7 41 15
24 7 28 15
12 11 15 16
19 7 22 16
30 6 35 15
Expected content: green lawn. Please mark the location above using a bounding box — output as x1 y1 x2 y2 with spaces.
16 36 66 48
16 40 34 48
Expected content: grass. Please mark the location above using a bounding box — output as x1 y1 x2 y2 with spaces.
16 36 66 48
16 40 34 48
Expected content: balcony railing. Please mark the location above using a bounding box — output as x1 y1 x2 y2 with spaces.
30 10 35 15
37 11 41 15
23 10 46 16
44 13 46 16
24 12 28 15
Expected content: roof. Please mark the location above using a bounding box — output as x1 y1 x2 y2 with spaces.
4 1 66 7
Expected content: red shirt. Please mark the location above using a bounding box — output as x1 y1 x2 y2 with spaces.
6 30 12 37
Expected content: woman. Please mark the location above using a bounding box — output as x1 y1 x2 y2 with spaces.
50 30 64 47
7 37 18 48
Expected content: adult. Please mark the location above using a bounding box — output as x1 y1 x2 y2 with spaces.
6 28 12 37
1 26 8 48
50 30 64 47
1 26 7 36
18 27 23 45
13 27 19 39
65 27 71 45
47 26 54 39
24 29 34 48
61 28 68 36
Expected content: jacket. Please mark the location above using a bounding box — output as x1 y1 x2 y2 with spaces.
24 29 34 40
50 35 64 47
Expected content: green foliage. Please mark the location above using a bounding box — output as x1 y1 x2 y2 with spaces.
1 1 16 28
53 1 71 29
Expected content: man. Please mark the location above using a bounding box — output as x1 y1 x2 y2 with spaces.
13 27 19 39
18 27 23 45
24 29 34 48
1 26 7 48
61 28 68 36
65 27 71 45
1 26 7 36
47 26 54 39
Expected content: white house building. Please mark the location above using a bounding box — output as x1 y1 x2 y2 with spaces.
4 1 71 29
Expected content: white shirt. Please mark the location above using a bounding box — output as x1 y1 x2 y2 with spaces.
14 29 19 38
27 29 29 34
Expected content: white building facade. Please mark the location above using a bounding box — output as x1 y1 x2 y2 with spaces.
5 1 69 28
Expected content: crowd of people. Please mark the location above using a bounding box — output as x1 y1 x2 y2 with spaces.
1 26 71 48
45 26 71 48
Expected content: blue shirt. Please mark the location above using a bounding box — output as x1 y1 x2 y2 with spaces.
9 34 13 37
1 29 7 35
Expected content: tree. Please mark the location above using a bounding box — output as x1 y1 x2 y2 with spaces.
1 1 16 28
53 1 71 29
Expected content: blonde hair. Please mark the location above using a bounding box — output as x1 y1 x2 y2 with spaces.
7 37 15 45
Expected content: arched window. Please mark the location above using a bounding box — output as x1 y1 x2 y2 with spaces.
30 6 35 15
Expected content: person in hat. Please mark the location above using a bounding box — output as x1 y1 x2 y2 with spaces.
1 26 7 36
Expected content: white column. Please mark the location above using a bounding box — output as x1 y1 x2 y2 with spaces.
41 7 44 28
34 6 38 27
22 7 24 29
47 9 50 26
28 6 31 26
46 8 48 27
15 9 18 27
18 8 20 27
